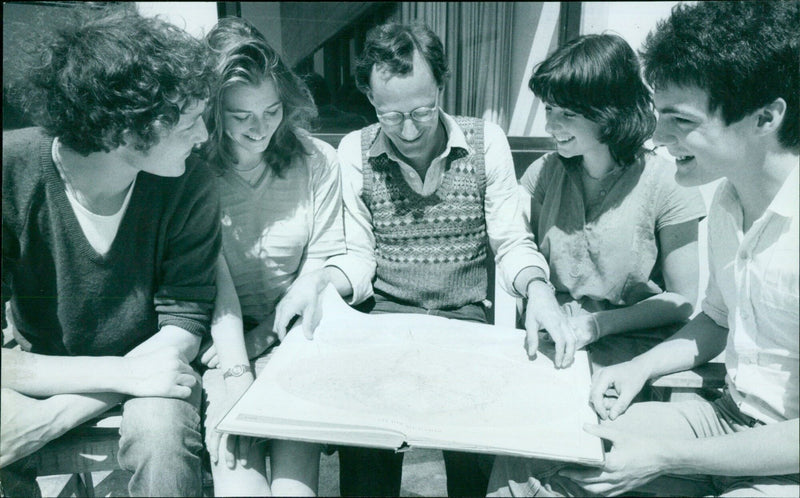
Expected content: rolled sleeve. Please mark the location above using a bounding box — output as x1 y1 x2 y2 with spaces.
483 122 549 297
325 131 377 305
156 164 221 337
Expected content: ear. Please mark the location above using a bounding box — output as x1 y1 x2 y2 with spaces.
365 90 375 106
754 97 787 136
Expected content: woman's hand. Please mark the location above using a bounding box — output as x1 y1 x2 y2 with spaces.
205 375 261 470
566 313 600 350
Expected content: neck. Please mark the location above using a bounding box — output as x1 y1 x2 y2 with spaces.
397 121 447 175
232 147 266 172
728 147 797 231
581 146 618 178
57 140 137 215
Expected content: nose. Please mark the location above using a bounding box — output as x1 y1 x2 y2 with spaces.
652 118 675 147
544 113 560 136
544 118 555 136
399 117 420 140
251 116 268 137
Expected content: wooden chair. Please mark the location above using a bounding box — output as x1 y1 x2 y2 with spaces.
650 358 727 401
29 408 123 497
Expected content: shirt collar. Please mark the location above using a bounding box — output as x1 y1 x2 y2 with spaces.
768 165 799 218
367 110 473 160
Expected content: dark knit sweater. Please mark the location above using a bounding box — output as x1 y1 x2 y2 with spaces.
2 128 220 356
361 117 488 309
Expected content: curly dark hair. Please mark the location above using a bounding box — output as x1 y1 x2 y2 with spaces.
355 22 450 94
641 1 799 150
203 16 316 176
17 4 213 155
530 34 656 167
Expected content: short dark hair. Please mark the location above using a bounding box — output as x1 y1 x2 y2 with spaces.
530 34 656 167
204 16 316 176
355 22 450 94
17 5 213 155
641 1 799 150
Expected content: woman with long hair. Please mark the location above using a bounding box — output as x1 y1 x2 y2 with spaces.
198 17 345 496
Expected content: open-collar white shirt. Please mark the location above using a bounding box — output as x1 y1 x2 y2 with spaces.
702 166 799 424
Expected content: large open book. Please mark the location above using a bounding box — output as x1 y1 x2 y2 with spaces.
218 286 604 465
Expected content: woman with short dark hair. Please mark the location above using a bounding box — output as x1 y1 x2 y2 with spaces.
521 33 706 370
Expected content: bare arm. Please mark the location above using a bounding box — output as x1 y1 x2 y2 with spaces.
2 323 201 399
0 324 202 467
664 419 799 476
589 220 699 340
590 312 728 420
562 417 798 496
208 255 251 375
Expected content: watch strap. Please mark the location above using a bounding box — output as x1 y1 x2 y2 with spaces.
222 364 252 379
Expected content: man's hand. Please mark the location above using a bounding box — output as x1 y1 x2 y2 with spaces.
122 347 200 399
589 361 649 420
1 388 61 467
559 424 666 496
274 269 330 340
524 280 576 368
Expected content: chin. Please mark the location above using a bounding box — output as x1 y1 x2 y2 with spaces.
155 163 187 178
674 161 715 187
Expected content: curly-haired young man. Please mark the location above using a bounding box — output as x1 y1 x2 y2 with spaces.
488 2 799 496
1 6 220 496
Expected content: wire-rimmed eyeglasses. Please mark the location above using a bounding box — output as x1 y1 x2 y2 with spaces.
375 95 439 126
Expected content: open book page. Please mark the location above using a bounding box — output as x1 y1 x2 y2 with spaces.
218 286 604 465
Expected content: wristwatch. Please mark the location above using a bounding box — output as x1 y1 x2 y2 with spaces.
222 364 252 379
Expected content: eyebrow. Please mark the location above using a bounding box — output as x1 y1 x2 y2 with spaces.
656 105 703 119
225 101 282 113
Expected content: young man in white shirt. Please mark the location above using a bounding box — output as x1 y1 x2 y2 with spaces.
488 2 799 496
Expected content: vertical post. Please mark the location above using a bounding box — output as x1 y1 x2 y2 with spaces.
217 2 241 19
558 2 582 46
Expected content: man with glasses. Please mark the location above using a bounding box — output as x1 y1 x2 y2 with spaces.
311 21 574 497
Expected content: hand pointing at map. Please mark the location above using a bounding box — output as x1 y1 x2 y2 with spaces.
524 279 577 368
274 266 356 340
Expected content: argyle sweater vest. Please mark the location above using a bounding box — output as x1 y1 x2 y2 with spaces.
360 117 488 309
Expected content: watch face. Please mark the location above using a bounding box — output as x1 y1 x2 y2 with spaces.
224 365 249 378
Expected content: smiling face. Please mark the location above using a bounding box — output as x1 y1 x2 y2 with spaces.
653 84 752 187
367 50 442 163
124 99 208 177
221 79 284 162
544 104 607 159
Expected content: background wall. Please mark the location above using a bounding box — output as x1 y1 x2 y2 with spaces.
507 1 680 137
581 1 678 52
137 2 218 39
